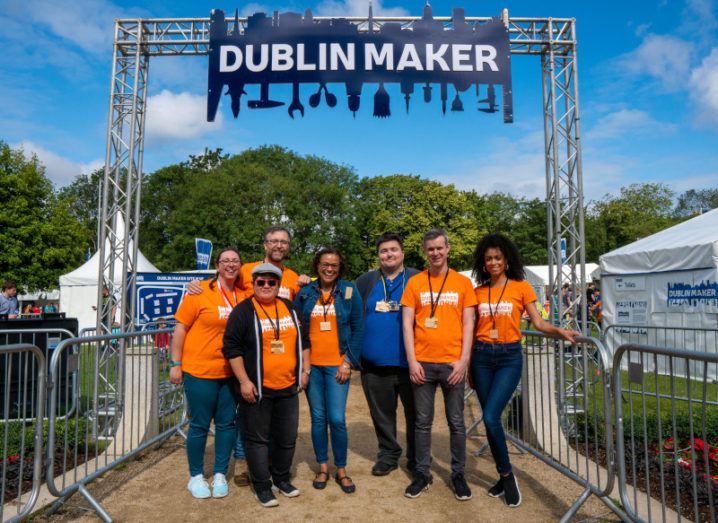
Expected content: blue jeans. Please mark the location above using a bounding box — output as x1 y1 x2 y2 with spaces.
234 406 246 460
183 373 237 476
306 365 350 468
470 342 523 475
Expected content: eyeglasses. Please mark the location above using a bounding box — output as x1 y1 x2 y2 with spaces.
254 279 279 288
264 239 290 246
319 263 340 269
218 259 241 266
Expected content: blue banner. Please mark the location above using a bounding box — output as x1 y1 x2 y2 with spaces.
133 273 211 327
207 5 513 121
195 238 213 270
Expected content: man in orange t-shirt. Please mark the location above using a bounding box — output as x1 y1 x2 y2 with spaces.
400 229 476 501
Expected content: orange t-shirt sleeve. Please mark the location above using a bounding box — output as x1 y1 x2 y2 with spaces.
521 280 538 306
400 276 419 308
462 275 478 308
175 291 200 327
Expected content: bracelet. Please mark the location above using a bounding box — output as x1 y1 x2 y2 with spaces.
341 364 350 370
169 360 181 367
302 369 311 376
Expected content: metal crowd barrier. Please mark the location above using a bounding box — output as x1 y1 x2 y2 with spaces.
614 343 718 523
43 328 184 522
1 345 46 523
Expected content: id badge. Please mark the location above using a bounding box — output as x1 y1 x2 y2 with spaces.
375 300 390 313
320 321 332 331
489 329 499 339
387 300 401 312
344 287 353 299
270 339 285 354
424 317 439 329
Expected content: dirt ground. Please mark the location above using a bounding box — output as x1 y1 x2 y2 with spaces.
34 381 620 522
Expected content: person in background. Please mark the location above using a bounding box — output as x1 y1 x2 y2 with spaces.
223 263 309 508
169 247 244 500
470 233 578 508
0 281 19 318
401 229 476 501
355 233 419 476
295 248 364 494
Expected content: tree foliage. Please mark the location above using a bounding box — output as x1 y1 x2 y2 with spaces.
674 189 718 217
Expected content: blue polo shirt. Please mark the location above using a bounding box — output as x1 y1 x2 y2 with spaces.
362 271 408 367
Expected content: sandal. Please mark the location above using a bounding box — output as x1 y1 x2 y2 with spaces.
313 471 329 490
335 473 356 494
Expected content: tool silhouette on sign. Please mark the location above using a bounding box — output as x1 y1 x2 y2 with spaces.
207 4 513 121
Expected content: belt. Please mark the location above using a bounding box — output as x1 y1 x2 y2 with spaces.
474 340 522 349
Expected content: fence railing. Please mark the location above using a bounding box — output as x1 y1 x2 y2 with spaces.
1 345 46 523
614 343 718 523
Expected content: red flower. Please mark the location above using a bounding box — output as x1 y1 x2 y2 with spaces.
5 454 20 464
663 437 675 451
693 438 706 451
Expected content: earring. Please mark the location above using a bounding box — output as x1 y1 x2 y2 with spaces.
505 264 509 271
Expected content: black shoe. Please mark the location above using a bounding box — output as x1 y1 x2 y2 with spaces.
371 462 398 476
404 474 432 498
335 473 356 494
451 473 472 501
272 480 300 497
254 489 279 507
487 477 504 498
502 472 522 507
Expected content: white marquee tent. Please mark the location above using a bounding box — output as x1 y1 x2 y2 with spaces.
524 263 599 305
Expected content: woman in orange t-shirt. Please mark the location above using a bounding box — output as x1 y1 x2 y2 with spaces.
169 247 244 500
470 233 577 508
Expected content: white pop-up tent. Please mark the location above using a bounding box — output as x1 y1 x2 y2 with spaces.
524 263 599 305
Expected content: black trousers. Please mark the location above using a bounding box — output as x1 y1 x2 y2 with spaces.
360 365 416 467
238 386 299 492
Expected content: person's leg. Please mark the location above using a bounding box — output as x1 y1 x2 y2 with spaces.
438 364 467 477
183 373 219 477
306 365 330 466
239 395 274 493
269 390 299 485
325 366 350 469
361 369 402 466
397 369 416 469
234 405 246 460
212 378 237 475
412 363 438 478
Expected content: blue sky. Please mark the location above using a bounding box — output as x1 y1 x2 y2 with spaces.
1 0 717 202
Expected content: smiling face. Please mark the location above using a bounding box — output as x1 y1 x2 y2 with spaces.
216 250 241 282
317 253 340 287
377 240 404 274
423 236 450 272
483 247 507 279
263 230 291 264
252 274 280 303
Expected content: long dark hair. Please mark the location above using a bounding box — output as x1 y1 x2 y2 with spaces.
209 246 242 290
312 247 347 279
471 233 525 284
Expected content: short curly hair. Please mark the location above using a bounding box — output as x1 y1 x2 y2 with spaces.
471 233 525 284
312 247 347 279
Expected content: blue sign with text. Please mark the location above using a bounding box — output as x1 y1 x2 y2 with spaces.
134 273 208 326
195 238 213 270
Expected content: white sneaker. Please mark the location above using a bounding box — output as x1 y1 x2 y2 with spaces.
212 473 229 498
187 475 211 499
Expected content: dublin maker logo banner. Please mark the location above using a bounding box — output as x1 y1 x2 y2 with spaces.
207 5 513 121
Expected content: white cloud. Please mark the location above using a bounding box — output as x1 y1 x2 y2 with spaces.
315 0 408 17
145 90 224 141
587 108 677 140
616 34 694 91
15 140 103 186
689 47 718 127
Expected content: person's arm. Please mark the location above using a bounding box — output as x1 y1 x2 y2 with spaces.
448 306 475 385
169 323 187 385
402 306 424 384
300 348 311 390
525 302 579 343
186 279 203 295
297 274 311 287
347 282 364 368
229 356 258 403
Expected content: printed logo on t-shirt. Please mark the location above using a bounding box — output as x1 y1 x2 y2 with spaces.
217 306 232 320
419 291 459 307
311 303 336 317
478 302 513 317
259 315 295 333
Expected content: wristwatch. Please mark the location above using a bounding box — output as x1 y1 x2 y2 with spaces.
341 363 351 371
169 360 182 367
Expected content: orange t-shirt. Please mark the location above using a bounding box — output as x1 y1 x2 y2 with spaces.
308 292 342 366
475 279 537 343
174 279 240 379
240 261 301 300
253 298 298 390
400 269 477 363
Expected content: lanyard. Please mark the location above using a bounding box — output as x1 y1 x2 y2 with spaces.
487 278 509 329
319 285 335 321
254 298 280 340
380 269 406 301
218 281 238 308
427 269 449 318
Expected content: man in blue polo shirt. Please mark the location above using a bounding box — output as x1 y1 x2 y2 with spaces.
356 233 419 476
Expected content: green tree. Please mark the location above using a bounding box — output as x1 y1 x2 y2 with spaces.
0 141 90 291
356 175 478 271
57 167 104 250
674 188 718 217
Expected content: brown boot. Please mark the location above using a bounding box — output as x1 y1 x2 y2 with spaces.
233 460 250 487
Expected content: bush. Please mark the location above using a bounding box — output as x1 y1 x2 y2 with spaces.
2 418 91 458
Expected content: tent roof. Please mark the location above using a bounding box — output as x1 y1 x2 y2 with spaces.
60 250 159 286
524 264 599 286
600 208 718 275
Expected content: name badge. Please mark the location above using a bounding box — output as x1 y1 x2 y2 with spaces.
375 300 390 312
344 287 353 300
320 321 332 331
424 317 439 329
387 300 401 312
489 329 499 339
270 339 285 354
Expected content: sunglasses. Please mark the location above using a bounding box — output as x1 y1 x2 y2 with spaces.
254 279 279 288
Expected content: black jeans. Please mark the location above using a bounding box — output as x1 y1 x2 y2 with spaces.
412 362 466 477
360 365 416 467
238 386 299 492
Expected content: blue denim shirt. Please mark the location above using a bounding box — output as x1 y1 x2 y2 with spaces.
294 278 364 369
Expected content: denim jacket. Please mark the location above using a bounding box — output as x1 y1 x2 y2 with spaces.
294 278 364 369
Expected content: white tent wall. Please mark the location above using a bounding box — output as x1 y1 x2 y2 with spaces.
524 263 600 307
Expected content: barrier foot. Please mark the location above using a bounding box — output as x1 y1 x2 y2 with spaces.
598 495 632 523
559 486 591 523
44 493 71 517
78 484 112 523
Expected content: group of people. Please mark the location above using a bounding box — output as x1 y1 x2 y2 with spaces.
169 226 577 509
